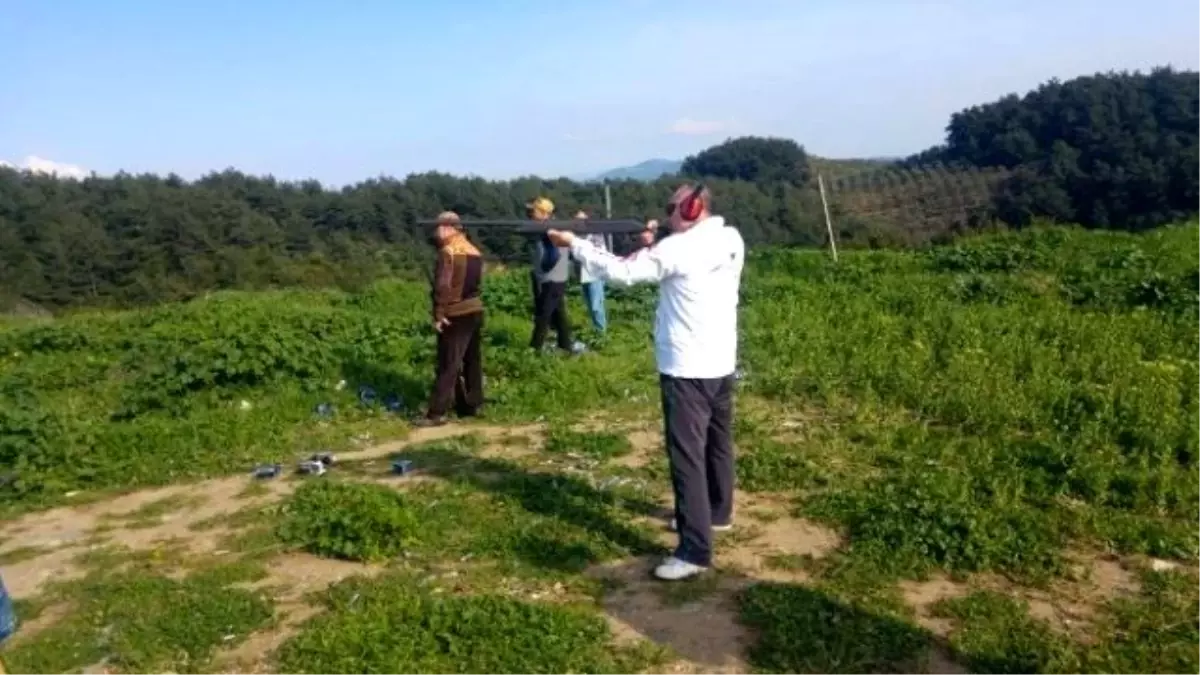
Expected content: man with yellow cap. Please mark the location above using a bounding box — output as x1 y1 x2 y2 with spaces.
526 196 577 353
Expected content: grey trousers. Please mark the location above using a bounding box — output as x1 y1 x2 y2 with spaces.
660 373 736 567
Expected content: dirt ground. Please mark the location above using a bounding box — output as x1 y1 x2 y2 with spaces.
0 422 1154 674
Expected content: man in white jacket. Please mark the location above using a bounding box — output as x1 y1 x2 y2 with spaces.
546 184 745 581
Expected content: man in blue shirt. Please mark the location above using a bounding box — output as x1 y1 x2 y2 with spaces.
572 210 610 334
0 572 15 672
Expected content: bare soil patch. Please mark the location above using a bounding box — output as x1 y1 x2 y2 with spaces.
588 558 753 674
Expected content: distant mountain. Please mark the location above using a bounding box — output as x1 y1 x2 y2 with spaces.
583 158 682 182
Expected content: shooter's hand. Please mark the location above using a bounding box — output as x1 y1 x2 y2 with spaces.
545 230 575 247
638 219 659 247
433 317 450 333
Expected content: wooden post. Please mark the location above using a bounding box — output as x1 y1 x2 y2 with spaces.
603 182 614 250
817 173 838 262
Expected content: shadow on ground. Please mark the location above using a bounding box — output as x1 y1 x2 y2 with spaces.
371 435 974 673
396 443 668 571
590 556 967 674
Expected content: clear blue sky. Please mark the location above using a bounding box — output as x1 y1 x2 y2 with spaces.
2 0 1196 185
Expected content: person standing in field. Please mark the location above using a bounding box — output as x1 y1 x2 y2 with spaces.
0 572 15 673
416 211 485 427
572 210 610 334
527 196 577 353
546 184 745 581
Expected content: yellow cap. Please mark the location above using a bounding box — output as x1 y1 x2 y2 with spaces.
526 196 555 217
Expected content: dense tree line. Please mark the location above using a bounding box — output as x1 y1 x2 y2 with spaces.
907 66 1198 230
1 67 1195 312
0 169 840 311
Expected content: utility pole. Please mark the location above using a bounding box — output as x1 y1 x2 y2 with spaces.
817 173 838 263
603 181 613 250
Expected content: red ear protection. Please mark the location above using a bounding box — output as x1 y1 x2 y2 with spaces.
678 183 706 221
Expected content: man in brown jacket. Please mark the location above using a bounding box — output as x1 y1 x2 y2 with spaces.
416 211 485 427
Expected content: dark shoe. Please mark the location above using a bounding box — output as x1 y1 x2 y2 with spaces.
456 407 483 419
412 416 447 428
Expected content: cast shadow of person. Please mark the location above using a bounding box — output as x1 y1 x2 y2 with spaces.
393 441 967 673
395 442 668 572
588 556 968 673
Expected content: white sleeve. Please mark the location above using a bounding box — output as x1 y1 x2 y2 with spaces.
569 238 676 286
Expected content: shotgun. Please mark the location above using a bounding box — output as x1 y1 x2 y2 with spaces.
416 218 650 235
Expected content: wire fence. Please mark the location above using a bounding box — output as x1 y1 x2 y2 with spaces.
460 163 1013 263
817 164 1011 248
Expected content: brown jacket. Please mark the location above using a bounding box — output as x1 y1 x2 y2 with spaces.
432 233 484 322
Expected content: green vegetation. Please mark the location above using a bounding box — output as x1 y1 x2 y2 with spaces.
1 565 274 673
933 567 1200 674
2 69 1194 312
740 581 934 673
1 224 1196 673
681 135 812 186
543 427 633 459
278 481 419 562
910 67 1198 230
276 439 662 573
1 54 1197 674
276 573 665 674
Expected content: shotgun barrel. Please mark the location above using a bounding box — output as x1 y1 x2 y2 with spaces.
417 218 649 234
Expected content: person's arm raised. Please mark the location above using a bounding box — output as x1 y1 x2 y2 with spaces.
555 231 677 286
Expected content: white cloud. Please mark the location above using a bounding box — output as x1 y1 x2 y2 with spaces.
665 118 728 136
0 155 88 179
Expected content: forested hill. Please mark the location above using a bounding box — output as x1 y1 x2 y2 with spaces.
0 67 1195 312
0 171 828 310
906 67 1198 230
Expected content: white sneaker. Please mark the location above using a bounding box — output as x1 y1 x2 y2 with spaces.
654 556 708 581
669 518 733 532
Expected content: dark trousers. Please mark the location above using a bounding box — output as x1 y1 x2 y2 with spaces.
530 271 540 314
530 281 573 351
661 373 736 567
427 312 484 418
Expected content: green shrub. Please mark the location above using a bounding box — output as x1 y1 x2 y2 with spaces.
277 574 662 673
279 481 417 562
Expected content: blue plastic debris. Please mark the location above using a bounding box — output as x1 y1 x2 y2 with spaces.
313 402 335 418
734 367 746 382
0 573 16 644
383 393 404 413
391 459 414 476
358 385 377 407
252 463 282 479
